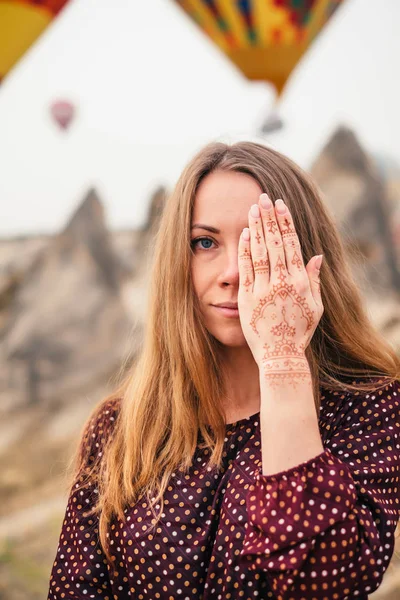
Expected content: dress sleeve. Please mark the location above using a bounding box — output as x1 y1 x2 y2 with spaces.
241 379 400 599
47 397 120 600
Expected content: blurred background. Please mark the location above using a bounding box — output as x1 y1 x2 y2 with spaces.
0 0 400 598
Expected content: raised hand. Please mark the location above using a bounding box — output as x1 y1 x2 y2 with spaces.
238 193 324 390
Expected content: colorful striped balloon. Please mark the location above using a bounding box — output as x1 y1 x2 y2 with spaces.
173 0 345 94
0 0 70 83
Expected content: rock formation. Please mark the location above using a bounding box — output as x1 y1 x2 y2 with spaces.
311 126 400 349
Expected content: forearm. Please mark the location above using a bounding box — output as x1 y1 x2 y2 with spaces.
259 358 324 476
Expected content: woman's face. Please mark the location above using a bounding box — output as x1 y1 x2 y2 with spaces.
191 169 263 348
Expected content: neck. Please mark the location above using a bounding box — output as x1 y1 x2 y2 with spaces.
219 346 261 422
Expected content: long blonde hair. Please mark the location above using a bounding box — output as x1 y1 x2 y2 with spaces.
68 141 400 565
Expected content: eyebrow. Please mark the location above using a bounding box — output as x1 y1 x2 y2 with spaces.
191 224 220 234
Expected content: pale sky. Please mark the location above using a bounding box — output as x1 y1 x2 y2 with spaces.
0 0 399 237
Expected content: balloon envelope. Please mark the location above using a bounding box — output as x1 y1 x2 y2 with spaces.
51 100 75 130
0 0 70 83
173 0 345 94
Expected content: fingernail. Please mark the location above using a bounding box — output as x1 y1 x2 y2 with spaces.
242 227 250 241
315 254 323 270
250 204 260 218
260 194 272 210
275 199 286 214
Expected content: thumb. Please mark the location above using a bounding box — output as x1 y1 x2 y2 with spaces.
307 254 323 306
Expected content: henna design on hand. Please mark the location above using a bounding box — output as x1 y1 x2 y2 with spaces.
261 303 312 389
281 217 295 236
253 257 269 277
262 356 311 389
274 256 287 281
249 281 314 336
291 250 302 270
266 218 278 235
281 218 301 253
249 261 314 388
241 195 322 389
241 245 253 292
243 276 252 291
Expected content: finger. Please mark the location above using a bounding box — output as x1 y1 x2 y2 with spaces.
306 254 324 307
259 193 287 284
248 204 270 283
238 227 254 293
274 199 305 277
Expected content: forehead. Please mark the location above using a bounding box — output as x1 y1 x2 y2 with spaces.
193 170 262 220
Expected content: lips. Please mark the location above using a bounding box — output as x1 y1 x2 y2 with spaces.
212 304 240 318
213 302 238 309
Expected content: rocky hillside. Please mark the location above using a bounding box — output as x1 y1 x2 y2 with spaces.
0 185 166 598
0 128 399 599
310 126 400 350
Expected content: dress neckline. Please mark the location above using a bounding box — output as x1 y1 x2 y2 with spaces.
225 410 260 428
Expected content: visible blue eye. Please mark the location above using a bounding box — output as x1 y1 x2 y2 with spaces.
191 237 215 251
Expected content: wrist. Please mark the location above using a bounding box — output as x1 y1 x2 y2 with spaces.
259 354 311 388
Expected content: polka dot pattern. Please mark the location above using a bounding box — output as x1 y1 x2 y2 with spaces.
48 380 400 599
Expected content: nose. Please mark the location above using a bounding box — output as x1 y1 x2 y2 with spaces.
217 246 240 288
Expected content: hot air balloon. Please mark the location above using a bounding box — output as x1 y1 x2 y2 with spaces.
173 0 345 95
50 99 75 131
0 0 70 83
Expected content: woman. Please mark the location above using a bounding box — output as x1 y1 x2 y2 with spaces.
48 141 400 599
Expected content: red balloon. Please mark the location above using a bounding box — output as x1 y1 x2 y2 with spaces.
50 100 75 130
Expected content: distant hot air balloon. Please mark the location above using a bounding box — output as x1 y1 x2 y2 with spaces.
0 0 70 83
173 0 345 95
173 0 346 134
50 99 75 131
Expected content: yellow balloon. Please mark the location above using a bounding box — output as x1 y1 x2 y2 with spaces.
174 0 346 94
0 1 70 83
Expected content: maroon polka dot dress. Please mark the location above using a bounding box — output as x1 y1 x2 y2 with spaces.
48 380 400 599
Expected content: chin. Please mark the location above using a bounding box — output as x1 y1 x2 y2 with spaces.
208 324 248 348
